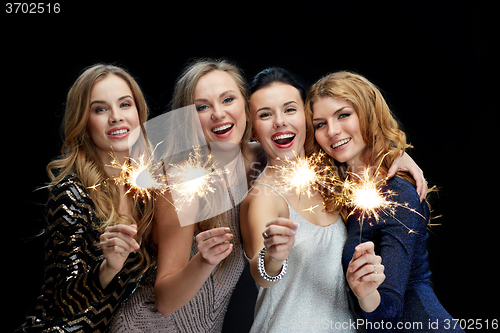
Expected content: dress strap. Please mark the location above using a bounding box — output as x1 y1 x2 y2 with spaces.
249 182 291 207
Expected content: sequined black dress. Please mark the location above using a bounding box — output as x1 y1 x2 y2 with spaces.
15 174 142 333
342 177 463 332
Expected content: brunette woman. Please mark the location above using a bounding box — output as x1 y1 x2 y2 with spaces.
241 68 385 333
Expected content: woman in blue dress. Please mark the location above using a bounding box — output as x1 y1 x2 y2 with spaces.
306 71 463 332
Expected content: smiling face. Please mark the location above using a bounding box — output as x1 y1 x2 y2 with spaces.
250 83 306 164
86 74 140 161
193 70 247 148
312 96 367 170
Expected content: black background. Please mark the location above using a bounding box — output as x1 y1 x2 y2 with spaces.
3 1 496 331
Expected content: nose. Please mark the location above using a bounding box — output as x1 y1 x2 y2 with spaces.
273 112 286 129
210 104 226 121
108 107 124 124
326 121 341 138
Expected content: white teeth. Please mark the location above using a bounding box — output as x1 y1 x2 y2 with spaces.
109 129 128 135
331 138 351 149
272 133 295 141
212 124 233 132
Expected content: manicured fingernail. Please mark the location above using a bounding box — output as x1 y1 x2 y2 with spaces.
225 227 231 232
292 222 299 228
290 229 296 235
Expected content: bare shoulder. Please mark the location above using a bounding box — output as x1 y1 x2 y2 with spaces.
243 182 289 220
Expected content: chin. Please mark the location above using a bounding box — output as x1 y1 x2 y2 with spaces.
210 141 240 152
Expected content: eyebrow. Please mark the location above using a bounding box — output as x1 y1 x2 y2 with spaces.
194 90 237 104
256 100 297 113
90 95 133 107
312 106 348 121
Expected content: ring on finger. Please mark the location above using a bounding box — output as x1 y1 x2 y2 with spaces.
263 229 270 239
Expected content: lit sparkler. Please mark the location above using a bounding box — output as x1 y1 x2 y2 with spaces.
338 154 426 243
271 151 337 197
166 146 229 211
270 151 342 213
87 143 168 204
112 152 167 201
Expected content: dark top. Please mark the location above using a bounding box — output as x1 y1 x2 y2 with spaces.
342 177 463 332
15 174 142 333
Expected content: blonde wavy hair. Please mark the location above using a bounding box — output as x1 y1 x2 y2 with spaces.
47 63 155 277
170 58 251 233
305 71 415 216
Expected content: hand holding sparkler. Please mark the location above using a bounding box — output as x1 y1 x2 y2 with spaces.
262 218 298 263
99 223 140 288
346 241 385 313
195 227 234 266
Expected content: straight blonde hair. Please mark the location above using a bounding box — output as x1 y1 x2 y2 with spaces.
169 58 251 233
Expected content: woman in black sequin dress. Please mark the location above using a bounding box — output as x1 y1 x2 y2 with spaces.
15 64 155 333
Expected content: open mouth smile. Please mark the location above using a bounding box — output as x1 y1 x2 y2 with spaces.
271 131 296 148
211 123 234 137
107 126 130 139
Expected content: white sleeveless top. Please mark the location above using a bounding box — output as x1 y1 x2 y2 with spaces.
249 183 356 333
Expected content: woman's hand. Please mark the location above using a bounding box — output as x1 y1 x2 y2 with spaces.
346 241 385 312
262 218 298 262
195 227 234 266
387 151 427 201
99 223 140 288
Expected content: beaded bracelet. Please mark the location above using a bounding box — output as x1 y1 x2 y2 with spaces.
257 246 288 282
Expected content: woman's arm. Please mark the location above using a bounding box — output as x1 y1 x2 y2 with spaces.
153 193 233 317
387 151 427 201
358 178 427 322
45 177 141 318
240 189 297 288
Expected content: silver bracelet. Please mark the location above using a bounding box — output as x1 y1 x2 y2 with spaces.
257 246 288 282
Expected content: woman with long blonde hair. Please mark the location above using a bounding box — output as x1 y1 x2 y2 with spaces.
308 71 462 332
15 64 155 333
109 59 257 333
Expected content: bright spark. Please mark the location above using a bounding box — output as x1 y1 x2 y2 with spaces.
302 204 320 214
337 153 426 242
166 146 229 206
87 144 167 203
271 151 336 198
